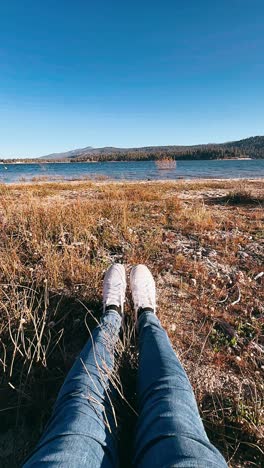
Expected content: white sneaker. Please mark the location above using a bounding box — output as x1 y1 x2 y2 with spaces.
103 264 126 314
130 265 156 319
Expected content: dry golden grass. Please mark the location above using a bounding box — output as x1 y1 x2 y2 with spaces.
0 179 263 466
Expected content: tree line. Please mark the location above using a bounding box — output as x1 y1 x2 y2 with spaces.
1 136 264 163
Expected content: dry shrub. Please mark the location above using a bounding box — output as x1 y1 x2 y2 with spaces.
221 180 264 206
225 189 263 205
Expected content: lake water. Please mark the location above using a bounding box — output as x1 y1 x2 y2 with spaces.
0 160 264 183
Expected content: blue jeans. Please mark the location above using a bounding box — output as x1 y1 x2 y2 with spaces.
23 311 227 467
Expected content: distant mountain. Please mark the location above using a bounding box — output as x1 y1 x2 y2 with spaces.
37 136 264 162
40 145 169 159
42 146 93 159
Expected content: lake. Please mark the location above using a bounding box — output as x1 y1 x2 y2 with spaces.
1 159 264 183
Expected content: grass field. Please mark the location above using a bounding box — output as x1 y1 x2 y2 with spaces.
0 179 263 467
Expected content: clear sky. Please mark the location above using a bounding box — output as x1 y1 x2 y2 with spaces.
0 0 263 158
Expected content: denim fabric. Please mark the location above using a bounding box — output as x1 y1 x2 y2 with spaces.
134 312 227 467
24 311 227 468
24 311 121 468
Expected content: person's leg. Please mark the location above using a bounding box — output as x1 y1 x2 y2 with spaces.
24 264 126 468
130 265 227 468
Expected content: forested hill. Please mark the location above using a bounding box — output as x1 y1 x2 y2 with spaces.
2 136 264 163
40 136 264 162
223 136 264 156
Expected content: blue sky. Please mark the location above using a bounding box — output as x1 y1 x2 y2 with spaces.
0 0 263 158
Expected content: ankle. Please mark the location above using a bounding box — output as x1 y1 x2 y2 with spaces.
137 306 155 319
105 304 122 316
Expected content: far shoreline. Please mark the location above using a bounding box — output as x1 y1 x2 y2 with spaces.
0 157 256 165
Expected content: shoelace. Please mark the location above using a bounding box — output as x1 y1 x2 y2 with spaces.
134 282 153 305
105 281 124 303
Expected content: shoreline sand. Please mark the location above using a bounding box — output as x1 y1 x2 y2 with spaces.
2 176 264 188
